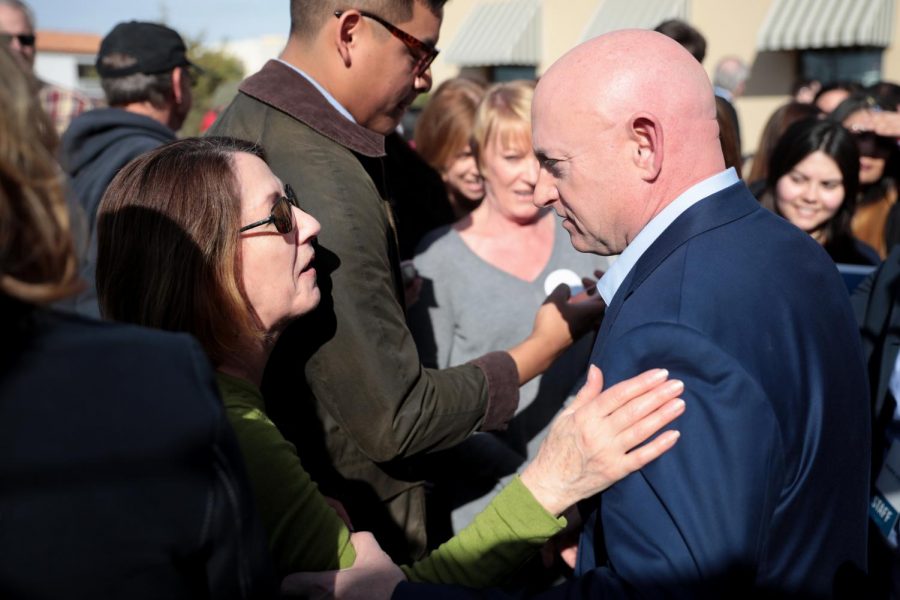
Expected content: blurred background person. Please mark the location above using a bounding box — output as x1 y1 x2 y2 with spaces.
831 93 900 258
59 20 195 318
815 81 863 115
414 77 487 220
715 95 743 177
95 136 683 584
0 45 273 598
868 81 900 111
792 78 822 104
713 55 749 153
0 0 92 135
408 80 610 539
760 117 878 265
746 101 820 196
653 18 705 63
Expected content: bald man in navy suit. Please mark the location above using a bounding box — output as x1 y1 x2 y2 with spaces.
385 29 871 599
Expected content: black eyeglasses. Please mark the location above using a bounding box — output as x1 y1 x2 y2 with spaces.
0 33 35 47
334 9 439 75
240 184 300 234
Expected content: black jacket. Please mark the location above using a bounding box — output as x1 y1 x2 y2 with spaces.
0 301 275 599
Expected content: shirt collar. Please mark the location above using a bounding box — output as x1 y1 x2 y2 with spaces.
275 59 357 124
714 86 734 103
597 168 740 305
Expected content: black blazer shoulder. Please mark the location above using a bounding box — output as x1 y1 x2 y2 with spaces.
0 303 276 599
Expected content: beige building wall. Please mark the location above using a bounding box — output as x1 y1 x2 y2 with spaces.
435 0 899 158
541 0 599 70
881 4 900 91
431 0 480 87
693 0 787 157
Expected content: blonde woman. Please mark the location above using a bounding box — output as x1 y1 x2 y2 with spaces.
409 81 611 534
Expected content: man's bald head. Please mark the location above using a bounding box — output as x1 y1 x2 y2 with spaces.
538 29 717 149
532 30 725 255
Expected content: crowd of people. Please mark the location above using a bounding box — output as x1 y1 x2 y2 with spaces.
3 0 900 597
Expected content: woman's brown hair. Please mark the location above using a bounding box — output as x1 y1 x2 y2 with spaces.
96 137 265 366
414 77 486 172
0 46 81 304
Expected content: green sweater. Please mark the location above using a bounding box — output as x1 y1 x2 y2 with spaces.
217 373 565 585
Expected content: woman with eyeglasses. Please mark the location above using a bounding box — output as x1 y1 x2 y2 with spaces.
95 136 684 588
759 117 879 266
829 94 900 258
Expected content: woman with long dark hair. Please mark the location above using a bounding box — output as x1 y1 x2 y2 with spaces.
830 94 900 257
760 117 879 265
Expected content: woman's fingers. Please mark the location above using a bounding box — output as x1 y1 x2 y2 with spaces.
601 378 684 436
567 365 604 413
619 427 682 476
585 368 672 417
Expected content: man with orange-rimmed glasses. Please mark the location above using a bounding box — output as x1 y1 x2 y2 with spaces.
211 0 604 564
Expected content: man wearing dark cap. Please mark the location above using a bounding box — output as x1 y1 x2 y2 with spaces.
60 20 196 318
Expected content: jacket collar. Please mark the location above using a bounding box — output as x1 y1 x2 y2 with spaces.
596 182 759 349
238 60 385 158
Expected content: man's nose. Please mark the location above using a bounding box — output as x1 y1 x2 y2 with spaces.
414 67 433 93
533 170 557 208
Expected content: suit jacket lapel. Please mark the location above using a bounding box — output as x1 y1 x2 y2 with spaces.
593 182 759 360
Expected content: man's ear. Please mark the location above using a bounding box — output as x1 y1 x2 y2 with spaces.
334 11 363 68
171 67 186 105
630 113 662 182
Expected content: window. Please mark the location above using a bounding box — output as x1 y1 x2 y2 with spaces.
801 48 883 86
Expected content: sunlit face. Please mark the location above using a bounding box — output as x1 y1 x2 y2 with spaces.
442 143 483 203
350 2 441 135
235 153 321 333
843 109 890 185
775 150 845 241
0 4 34 69
480 129 542 224
533 90 633 255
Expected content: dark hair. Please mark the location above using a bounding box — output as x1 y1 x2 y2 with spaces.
829 93 900 202
100 53 175 108
716 96 742 177
867 81 900 110
763 118 860 250
813 81 862 108
290 0 447 39
414 77 486 171
829 92 893 125
654 19 706 63
96 137 266 367
748 102 820 185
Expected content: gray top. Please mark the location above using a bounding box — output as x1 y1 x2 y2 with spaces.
408 217 610 529
411 217 609 411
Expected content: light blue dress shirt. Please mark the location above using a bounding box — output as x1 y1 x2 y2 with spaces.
276 59 357 123
597 168 740 306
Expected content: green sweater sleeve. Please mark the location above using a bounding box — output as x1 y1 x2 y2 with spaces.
218 374 356 574
400 476 565 586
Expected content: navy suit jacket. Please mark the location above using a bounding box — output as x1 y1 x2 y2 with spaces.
395 182 870 598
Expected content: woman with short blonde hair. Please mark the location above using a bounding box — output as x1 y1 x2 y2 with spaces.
409 80 612 536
